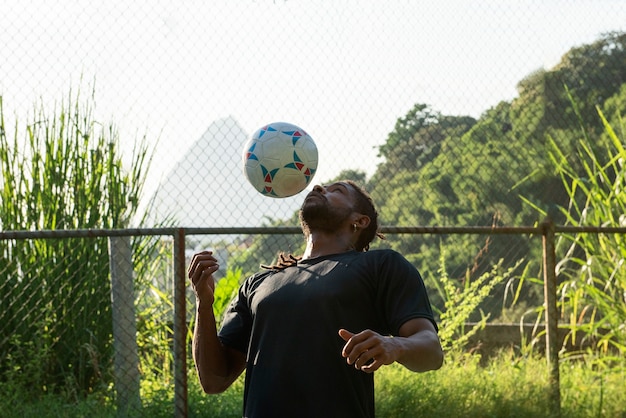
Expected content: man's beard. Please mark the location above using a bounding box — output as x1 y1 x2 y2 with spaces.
299 197 353 234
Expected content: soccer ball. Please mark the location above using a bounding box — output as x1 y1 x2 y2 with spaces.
242 122 318 198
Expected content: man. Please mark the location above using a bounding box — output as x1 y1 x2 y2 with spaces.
189 180 443 417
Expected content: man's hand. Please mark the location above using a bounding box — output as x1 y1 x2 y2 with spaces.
339 318 444 373
188 250 220 306
338 329 399 373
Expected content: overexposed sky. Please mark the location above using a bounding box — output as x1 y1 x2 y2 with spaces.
2 0 626 200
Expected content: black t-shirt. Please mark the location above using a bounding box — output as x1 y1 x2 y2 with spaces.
218 249 437 418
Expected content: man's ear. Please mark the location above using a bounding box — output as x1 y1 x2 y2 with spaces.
353 214 370 230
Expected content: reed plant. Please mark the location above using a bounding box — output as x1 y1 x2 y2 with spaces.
526 106 626 363
134 237 177 387
0 91 152 396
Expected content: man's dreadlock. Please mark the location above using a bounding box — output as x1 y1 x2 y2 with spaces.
261 180 384 271
261 252 301 271
345 180 385 252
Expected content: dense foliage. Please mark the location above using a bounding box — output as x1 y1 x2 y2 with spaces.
363 32 626 322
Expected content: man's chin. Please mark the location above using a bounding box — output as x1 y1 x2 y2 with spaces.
301 197 326 214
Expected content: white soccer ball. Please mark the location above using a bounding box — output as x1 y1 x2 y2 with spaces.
242 122 318 198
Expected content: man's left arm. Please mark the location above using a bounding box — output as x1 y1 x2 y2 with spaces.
339 318 444 373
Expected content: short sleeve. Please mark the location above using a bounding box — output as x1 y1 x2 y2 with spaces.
218 285 253 354
376 250 438 335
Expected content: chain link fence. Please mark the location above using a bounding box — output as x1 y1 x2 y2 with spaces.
2 1 626 417
0 227 538 417
3 224 625 416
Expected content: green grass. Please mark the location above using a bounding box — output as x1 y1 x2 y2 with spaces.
3 351 624 418
375 351 625 418
0 386 116 418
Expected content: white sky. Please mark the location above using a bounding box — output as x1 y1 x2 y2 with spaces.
2 0 626 201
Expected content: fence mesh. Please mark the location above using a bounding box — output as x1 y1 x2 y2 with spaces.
2 1 626 416
0 229 545 417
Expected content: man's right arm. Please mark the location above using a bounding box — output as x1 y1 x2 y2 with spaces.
189 251 246 394
192 301 246 394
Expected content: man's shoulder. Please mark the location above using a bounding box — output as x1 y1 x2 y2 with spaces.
360 248 403 259
364 248 398 255
240 269 276 292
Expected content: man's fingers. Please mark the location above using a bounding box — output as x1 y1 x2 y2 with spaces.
339 329 390 373
339 329 373 362
353 347 380 370
359 358 381 373
338 329 359 358
338 328 354 342
193 264 219 285
188 251 218 279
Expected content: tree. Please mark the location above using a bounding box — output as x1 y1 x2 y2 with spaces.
371 104 475 189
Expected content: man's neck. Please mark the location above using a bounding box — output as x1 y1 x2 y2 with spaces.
301 231 355 260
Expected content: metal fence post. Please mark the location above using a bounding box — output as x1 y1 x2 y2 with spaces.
541 218 561 417
108 236 142 416
173 229 188 418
